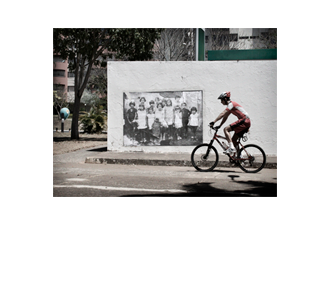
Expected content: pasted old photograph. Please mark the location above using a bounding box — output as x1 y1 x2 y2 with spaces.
123 91 203 146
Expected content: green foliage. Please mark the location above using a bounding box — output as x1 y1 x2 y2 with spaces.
53 28 163 71
112 28 164 61
86 68 107 110
79 105 107 134
86 68 107 95
81 89 100 107
53 90 69 118
53 28 162 139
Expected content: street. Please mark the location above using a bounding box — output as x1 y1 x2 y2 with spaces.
53 147 277 197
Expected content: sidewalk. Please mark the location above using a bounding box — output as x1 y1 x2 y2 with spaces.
85 149 277 169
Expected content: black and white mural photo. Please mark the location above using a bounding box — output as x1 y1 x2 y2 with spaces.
123 91 203 146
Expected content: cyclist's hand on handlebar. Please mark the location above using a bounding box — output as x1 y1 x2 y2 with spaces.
209 122 221 130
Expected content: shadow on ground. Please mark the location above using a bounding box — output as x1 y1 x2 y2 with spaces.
53 136 107 142
213 169 241 174
87 147 108 152
122 180 277 197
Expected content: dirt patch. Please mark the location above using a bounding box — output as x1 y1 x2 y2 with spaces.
53 131 107 155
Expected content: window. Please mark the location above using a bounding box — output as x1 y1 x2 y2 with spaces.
68 72 75 77
53 69 65 77
229 34 238 42
54 84 65 91
239 36 249 39
250 36 259 39
68 86 75 92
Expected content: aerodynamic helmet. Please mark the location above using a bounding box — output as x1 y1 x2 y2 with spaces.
218 91 231 100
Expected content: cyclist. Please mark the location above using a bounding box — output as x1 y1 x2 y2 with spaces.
210 91 250 155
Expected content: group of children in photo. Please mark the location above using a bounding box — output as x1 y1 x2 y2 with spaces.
124 95 200 145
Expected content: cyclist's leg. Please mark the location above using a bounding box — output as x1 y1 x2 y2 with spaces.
234 119 251 158
224 125 238 154
232 119 250 143
223 125 233 143
232 133 240 152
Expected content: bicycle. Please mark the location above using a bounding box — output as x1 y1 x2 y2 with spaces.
191 125 266 173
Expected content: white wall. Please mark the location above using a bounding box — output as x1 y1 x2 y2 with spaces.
107 61 277 156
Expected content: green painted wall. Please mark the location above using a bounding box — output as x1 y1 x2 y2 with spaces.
208 49 277 61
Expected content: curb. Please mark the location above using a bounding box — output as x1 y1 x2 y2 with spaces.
85 157 277 169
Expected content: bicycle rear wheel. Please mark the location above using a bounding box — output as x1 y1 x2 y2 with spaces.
237 144 266 173
191 144 219 172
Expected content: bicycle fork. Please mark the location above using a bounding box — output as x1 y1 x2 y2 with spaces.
204 139 215 159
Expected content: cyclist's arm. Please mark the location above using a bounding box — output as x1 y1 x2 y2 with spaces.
213 109 230 126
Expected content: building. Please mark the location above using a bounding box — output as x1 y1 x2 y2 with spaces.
205 28 275 57
53 55 75 104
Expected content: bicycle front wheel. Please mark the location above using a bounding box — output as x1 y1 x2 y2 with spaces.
237 144 266 173
191 144 219 172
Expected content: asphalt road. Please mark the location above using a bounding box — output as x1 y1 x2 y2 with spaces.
53 147 277 197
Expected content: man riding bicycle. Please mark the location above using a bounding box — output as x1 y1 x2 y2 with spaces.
210 91 250 155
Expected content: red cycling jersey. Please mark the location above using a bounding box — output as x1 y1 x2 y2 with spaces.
227 101 249 120
227 101 250 136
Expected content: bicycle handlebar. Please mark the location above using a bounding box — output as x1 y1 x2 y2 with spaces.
209 124 220 131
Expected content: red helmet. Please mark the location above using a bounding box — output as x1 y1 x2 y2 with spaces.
218 91 231 100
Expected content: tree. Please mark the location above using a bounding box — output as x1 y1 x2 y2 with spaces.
53 28 162 139
206 28 231 50
259 28 277 49
87 67 107 96
153 28 195 61
86 67 108 110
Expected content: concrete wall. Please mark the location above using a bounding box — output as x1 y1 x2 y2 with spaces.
107 61 277 156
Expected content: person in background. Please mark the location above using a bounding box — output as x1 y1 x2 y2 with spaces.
147 100 155 114
164 99 174 140
126 101 138 140
152 118 161 144
174 94 182 109
147 107 155 143
188 106 199 140
161 98 167 108
180 102 190 139
155 102 168 140
174 105 183 140
155 97 161 111
136 104 147 143
139 97 146 107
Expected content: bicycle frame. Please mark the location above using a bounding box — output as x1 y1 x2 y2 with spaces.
208 127 250 162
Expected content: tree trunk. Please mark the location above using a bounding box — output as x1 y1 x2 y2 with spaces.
71 95 81 140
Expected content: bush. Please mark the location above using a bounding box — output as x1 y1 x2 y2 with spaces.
79 105 107 134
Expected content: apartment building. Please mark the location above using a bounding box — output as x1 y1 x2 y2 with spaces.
53 55 75 103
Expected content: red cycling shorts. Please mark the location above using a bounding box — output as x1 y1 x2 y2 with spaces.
230 118 251 136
